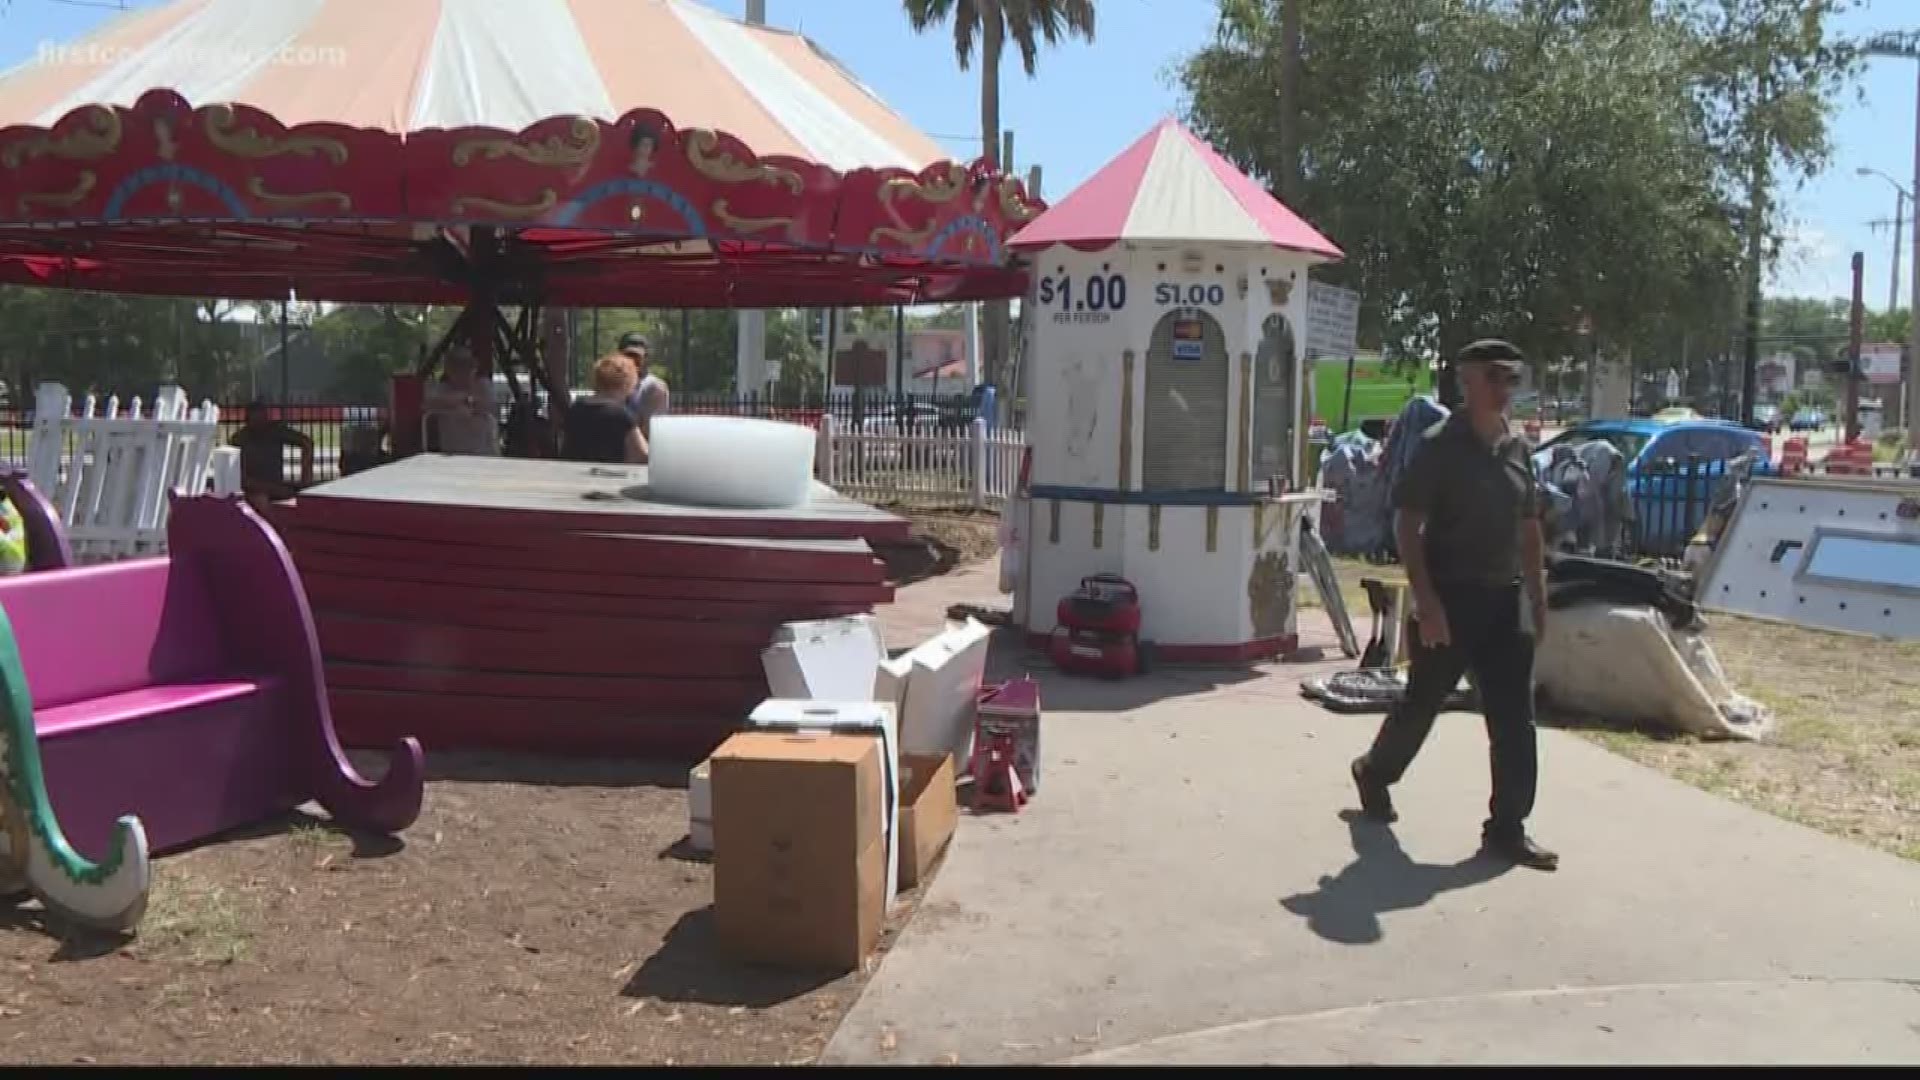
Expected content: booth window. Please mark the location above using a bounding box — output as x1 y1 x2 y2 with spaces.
1142 308 1229 491
1251 311 1297 485
1798 532 1920 593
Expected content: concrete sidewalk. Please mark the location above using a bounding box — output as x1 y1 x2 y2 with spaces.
825 577 1920 1065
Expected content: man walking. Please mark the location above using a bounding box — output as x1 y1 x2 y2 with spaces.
616 331 671 441
1350 339 1558 871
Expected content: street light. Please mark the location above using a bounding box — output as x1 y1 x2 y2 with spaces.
1864 31 1920 455
1857 166 1909 312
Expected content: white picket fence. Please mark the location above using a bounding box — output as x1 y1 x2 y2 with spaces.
24 382 242 563
816 416 1025 509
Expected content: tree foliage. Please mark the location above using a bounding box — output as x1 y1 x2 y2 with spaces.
1180 0 1858 374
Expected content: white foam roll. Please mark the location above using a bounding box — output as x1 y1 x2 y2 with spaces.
647 415 817 508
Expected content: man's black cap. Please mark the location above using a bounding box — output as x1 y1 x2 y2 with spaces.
617 331 650 354
1455 338 1525 372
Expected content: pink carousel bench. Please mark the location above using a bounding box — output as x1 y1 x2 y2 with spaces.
0 493 423 932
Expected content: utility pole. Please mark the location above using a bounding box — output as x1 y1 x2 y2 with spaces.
1859 167 1908 312
1864 31 1920 457
1847 251 1864 444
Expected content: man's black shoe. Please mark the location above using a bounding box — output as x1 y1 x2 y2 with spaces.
1351 757 1397 823
1482 833 1559 871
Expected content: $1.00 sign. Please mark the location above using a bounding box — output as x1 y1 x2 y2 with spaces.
1037 272 1128 321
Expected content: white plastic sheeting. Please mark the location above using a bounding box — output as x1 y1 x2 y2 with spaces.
1535 602 1772 741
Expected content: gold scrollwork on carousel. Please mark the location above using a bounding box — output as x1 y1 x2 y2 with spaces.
869 163 968 247
451 190 559 219
1 105 122 168
998 176 1039 223
17 170 96 215
204 104 348 164
248 176 352 213
712 198 793 235
684 129 804 195
453 117 601 179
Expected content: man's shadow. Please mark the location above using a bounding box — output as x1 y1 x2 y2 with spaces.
1280 810 1511 945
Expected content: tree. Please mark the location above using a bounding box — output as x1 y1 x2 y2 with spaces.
1181 0 1852 388
904 0 1096 403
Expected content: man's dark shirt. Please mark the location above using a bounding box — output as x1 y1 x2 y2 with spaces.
563 397 636 464
1391 412 1542 587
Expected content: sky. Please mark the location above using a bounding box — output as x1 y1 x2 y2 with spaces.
0 0 1911 305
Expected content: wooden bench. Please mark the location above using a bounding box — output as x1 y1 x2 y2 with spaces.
0 494 424 932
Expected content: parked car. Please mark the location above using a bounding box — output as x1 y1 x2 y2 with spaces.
1534 418 1773 555
1788 408 1827 432
1751 403 1782 433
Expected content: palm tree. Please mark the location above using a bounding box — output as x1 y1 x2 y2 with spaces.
904 0 1096 397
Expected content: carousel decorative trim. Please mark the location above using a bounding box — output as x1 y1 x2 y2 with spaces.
204 105 348 164
452 117 600 179
684 128 804 194
452 189 559 219
247 177 351 213
1 105 121 167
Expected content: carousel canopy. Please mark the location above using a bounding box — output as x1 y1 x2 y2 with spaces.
0 0 1040 308
1008 117 1340 260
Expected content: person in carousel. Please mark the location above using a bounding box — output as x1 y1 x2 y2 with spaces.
422 346 503 456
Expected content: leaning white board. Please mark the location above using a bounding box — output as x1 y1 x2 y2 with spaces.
897 618 993 767
1697 477 1920 640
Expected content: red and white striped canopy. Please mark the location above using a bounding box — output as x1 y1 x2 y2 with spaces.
1010 118 1342 259
0 0 946 172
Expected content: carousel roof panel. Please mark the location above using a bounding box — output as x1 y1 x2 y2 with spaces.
0 0 947 172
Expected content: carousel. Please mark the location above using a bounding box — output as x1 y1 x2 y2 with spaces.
0 0 1043 757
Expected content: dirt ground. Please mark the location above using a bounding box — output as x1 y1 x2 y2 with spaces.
872 506 1003 585
1318 556 1920 864
0 514 1004 1066
0 752 955 1065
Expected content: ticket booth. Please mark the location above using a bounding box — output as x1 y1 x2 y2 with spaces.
1007 119 1346 661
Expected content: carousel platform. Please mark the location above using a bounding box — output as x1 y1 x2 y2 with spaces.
269 454 904 760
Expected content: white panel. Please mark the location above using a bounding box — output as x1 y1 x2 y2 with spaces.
1119 503 1252 646
669 0 914 171
746 700 901 901
411 0 616 131
33 0 329 123
1699 478 1920 639
761 615 884 701
1121 134 1267 244
1024 246 1134 490
897 619 991 769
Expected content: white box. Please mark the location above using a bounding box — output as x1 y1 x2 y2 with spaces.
896 618 992 768
688 759 713 853
761 615 885 701
745 698 902 901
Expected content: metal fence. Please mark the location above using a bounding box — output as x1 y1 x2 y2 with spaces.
1629 457 1727 560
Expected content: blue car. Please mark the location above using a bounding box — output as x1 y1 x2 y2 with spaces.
1535 418 1773 554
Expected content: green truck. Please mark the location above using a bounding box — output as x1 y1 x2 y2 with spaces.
1311 353 1434 433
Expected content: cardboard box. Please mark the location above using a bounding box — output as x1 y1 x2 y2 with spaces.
747 699 900 904
898 753 958 890
710 730 885 973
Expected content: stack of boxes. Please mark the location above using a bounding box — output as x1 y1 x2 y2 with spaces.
690 616 985 973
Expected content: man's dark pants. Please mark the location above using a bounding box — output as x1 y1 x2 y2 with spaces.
1360 580 1538 841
